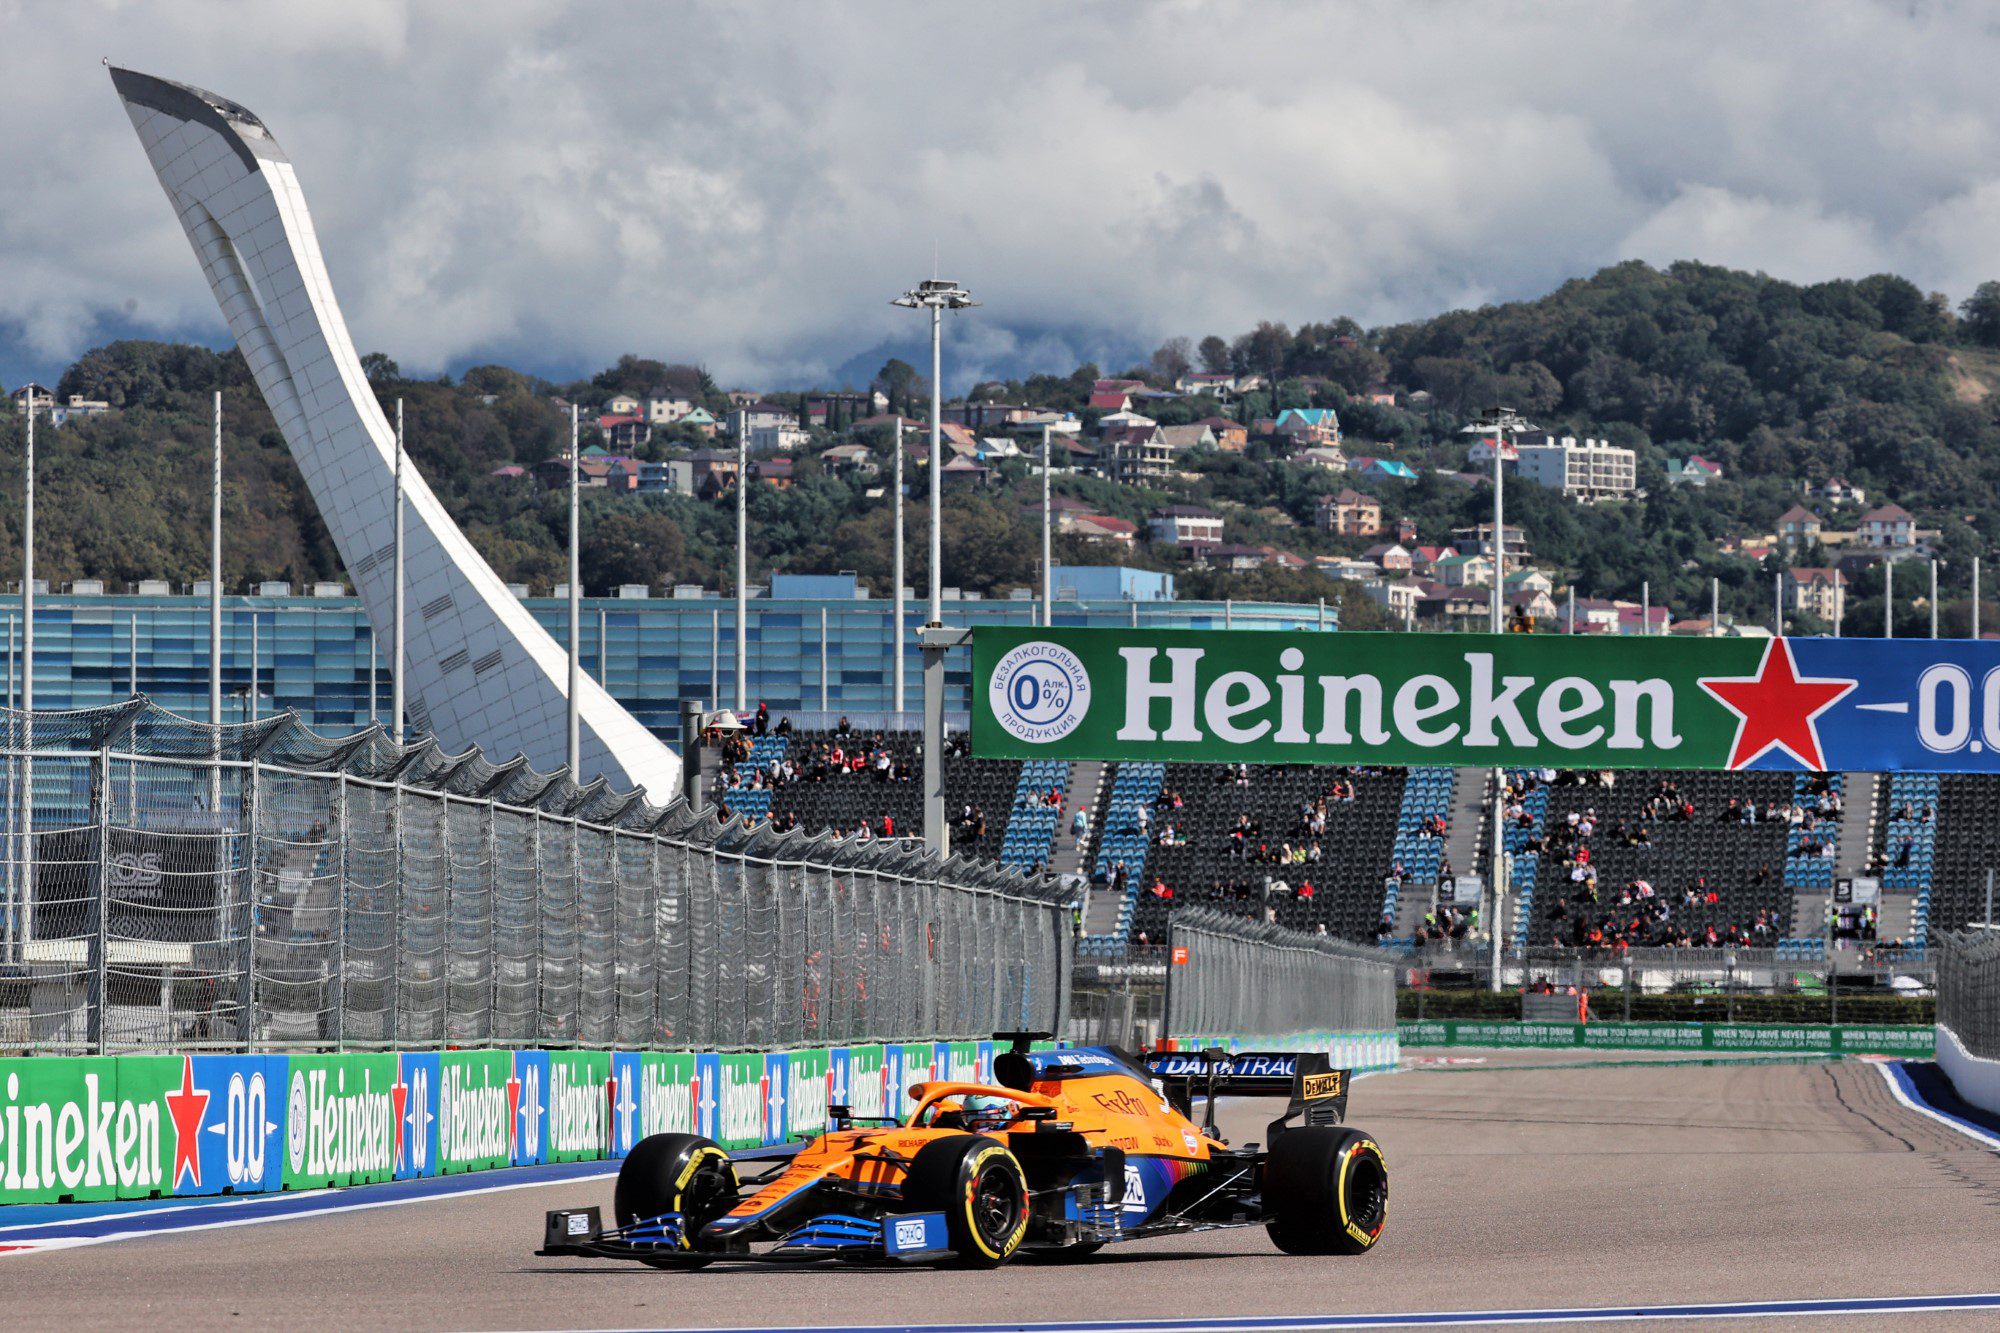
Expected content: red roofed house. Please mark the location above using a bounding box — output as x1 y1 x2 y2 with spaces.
1071 513 1137 545
1857 504 1916 550
1777 506 1823 546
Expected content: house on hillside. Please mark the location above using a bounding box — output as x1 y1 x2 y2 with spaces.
1294 445 1348 471
1159 423 1216 454
1778 506 1823 547
725 402 797 439
599 413 651 450
1349 457 1417 483
1857 503 1916 550
1315 488 1382 537
1197 415 1250 451
1435 552 1494 589
1785 567 1845 624
1088 390 1132 413
1174 371 1246 399
646 394 695 424
603 392 644 416
1097 407 1158 433
1103 423 1173 482
941 455 991 488
1811 477 1866 508
1272 407 1341 445
1362 543 1413 574
1366 576 1423 621
1071 513 1137 545
1148 505 1224 550
676 406 719 438
1417 582 1487 629
687 448 740 499
818 443 875 477
1667 455 1724 488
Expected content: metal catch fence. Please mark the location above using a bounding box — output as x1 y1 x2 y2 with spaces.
1938 929 2000 1061
0 700 1073 1053
1165 909 1396 1042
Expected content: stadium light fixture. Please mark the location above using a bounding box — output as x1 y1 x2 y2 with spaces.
893 277 977 857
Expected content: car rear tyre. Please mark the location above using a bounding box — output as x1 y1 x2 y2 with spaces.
902 1134 1030 1268
1263 1127 1388 1256
615 1133 740 1268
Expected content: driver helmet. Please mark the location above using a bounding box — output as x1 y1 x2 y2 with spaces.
956 1094 1017 1132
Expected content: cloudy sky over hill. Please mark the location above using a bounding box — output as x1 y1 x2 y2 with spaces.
6 0 2000 391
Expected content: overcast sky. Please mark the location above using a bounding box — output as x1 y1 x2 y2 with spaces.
7 0 2000 392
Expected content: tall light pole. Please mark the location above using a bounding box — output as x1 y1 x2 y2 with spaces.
1040 423 1054 627
892 417 905 716
567 404 581 776
16 389 34 958
735 414 748 712
1462 407 1534 632
1458 408 1529 992
893 276 977 857
392 398 405 742
210 392 223 728
1884 558 1894 640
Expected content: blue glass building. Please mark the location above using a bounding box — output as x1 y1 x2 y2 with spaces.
0 574 1335 740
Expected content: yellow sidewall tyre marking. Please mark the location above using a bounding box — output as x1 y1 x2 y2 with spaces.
1335 1139 1386 1249
961 1144 1028 1260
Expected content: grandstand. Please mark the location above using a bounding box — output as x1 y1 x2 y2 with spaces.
710 709 2000 951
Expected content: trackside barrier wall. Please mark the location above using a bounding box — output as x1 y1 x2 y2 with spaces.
1165 909 1399 1070
0 1041 1009 1205
1936 929 2000 1116
0 700 1072 1053
1398 1020 1936 1056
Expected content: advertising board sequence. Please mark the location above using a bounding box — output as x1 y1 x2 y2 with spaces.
1398 1021 1936 1056
974 626 2000 773
0 1040 1010 1206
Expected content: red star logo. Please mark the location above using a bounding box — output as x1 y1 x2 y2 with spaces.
1698 639 1855 770
506 1070 522 1155
164 1056 210 1191
391 1067 410 1170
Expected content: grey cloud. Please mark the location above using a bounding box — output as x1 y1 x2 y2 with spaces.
6 1 2000 389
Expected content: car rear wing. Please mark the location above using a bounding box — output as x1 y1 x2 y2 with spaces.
1141 1049 1350 1140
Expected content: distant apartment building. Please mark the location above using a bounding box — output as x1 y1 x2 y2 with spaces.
1502 434 1637 499
1103 424 1173 482
1315 488 1382 537
1148 505 1224 549
1785 567 1846 624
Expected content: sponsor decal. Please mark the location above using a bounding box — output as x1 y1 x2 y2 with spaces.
282 1055 397 1188
545 1052 609 1162
1302 1071 1344 1100
987 640 1093 744
1091 1089 1151 1118
846 1046 886 1121
718 1055 764 1150
786 1049 830 1141
639 1054 696 1139
510 1051 549 1167
392 1052 440 1180
437 1052 511 1173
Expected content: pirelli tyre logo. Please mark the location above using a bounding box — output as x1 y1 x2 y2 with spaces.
1301 1071 1344 1101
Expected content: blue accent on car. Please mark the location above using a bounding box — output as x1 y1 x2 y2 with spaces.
775 1213 885 1253
882 1211 948 1258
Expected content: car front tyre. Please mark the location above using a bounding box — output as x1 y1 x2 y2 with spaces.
615 1132 740 1268
902 1134 1031 1268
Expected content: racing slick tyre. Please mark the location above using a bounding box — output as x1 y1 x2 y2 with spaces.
901 1134 1030 1268
615 1133 740 1268
1263 1127 1388 1256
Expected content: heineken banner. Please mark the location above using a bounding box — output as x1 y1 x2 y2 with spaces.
1399 1020 1935 1056
974 626 2000 771
0 1042 974 1206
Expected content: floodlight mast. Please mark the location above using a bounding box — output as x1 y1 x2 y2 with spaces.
892 278 977 857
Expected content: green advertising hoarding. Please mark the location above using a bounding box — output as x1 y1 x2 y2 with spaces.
437 1051 513 1174
281 1052 398 1189
546 1050 610 1163
638 1053 697 1139
971 625 2000 773
1399 1020 1935 1057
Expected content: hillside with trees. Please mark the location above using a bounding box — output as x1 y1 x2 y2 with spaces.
6 260 2000 634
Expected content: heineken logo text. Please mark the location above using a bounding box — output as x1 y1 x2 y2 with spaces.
1117 647 1681 752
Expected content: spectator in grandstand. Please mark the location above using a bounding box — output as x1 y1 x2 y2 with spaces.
1071 805 1089 841
1376 911 1394 940
1297 880 1314 901
774 714 792 737
753 702 770 735
835 715 851 736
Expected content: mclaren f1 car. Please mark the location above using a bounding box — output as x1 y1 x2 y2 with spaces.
536 1035 1387 1269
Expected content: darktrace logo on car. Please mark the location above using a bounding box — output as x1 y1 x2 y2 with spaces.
988 641 1092 744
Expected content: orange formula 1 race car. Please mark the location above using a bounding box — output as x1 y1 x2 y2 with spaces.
537 1035 1387 1269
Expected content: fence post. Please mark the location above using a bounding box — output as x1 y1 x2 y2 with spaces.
335 771 347 1052
389 778 402 1048
1161 919 1177 1047
243 757 260 1051
92 743 111 1054
440 792 453 1045
1623 951 1633 1022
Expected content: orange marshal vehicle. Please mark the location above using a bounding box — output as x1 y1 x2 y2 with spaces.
538 1035 1388 1269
